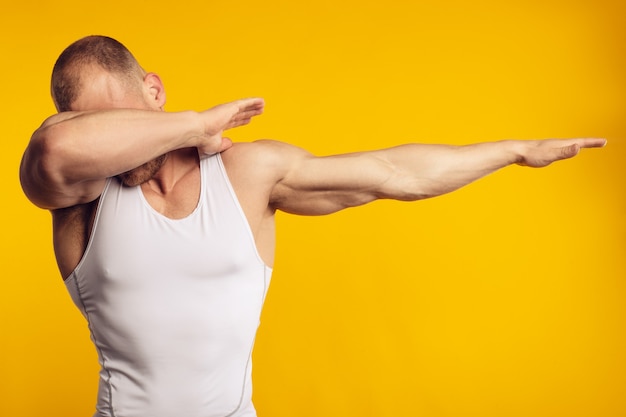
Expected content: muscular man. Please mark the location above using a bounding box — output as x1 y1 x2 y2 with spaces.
19 36 605 417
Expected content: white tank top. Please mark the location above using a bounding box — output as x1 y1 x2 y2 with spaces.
65 154 272 417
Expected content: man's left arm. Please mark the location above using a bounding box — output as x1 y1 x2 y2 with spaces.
267 138 606 215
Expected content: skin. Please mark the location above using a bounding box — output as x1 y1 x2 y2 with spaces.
20 64 607 279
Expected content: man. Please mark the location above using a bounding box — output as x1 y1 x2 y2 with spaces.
19 36 605 417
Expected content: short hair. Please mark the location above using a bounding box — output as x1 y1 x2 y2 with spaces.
51 35 145 112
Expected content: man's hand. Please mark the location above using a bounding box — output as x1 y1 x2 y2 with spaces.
197 98 265 156
517 138 607 167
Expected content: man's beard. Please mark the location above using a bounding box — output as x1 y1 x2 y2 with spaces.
117 154 168 187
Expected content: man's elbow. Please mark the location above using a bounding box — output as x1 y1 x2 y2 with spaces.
19 156 57 210
20 130 71 209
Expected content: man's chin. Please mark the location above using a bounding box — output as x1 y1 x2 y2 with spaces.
117 155 167 187
117 172 149 187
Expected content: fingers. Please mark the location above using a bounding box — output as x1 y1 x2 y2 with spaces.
224 98 265 130
231 98 265 120
219 137 233 152
577 138 607 149
557 137 606 148
235 98 265 119
553 138 606 161
201 97 265 136
229 107 264 124
198 136 233 156
559 143 580 160
521 138 604 167
226 117 254 129
236 97 265 110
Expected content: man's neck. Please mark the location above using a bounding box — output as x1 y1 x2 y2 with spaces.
145 148 199 196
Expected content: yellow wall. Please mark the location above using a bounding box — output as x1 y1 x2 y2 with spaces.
1 0 624 416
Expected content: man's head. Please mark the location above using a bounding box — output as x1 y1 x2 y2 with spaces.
51 35 159 112
52 36 168 186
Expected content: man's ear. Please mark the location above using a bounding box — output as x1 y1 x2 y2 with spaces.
143 72 166 109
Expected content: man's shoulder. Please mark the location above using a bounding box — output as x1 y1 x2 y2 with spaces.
226 139 292 155
219 139 310 189
223 139 310 166
221 140 302 171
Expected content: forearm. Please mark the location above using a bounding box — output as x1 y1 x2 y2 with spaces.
375 140 525 200
28 109 204 183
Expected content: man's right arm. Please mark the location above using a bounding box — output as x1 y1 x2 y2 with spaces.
20 98 264 210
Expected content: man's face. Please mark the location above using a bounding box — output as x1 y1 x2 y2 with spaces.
70 66 167 186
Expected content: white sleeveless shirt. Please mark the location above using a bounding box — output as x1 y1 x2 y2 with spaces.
65 154 272 417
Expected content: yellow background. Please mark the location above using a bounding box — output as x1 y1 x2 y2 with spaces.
1 0 624 416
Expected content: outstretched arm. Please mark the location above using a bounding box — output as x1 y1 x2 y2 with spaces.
268 138 606 215
20 98 264 209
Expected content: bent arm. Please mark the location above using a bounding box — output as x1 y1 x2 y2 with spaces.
20 109 205 209
269 138 606 215
20 98 264 209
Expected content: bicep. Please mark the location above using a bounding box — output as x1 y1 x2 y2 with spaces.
270 149 399 215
